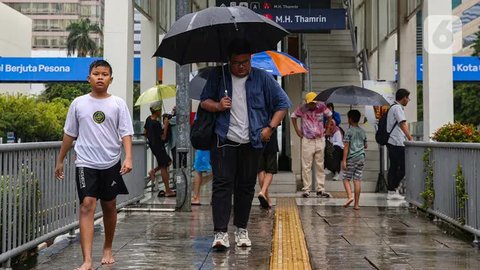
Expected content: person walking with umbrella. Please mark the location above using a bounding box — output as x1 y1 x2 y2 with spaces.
200 40 291 250
291 92 333 198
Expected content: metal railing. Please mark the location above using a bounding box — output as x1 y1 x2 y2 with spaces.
0 140 147 266
405 141 480 244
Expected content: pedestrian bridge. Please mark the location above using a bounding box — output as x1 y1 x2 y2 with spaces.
1 142 480 269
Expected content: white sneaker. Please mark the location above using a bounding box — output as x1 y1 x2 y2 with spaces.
332 173 340 181
387 191 405 200
235 228 252 247
324 169 332 175
212 232 230 249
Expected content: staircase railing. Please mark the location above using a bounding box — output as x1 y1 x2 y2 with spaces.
344 0 370 80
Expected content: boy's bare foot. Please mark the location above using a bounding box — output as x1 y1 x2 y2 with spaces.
191 196 201 205
353 206 360 210
343 197 354 208
101 249 115 265
75 262 93 270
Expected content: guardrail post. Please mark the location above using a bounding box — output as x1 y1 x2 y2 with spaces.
474 235 479 248
67 228 76 240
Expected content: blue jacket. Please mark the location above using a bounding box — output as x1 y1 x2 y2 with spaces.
200 66 291 149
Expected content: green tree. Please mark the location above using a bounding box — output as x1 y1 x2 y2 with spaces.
453 83 480 125
66 18 102 57
0 95 69 142
472 31 480 57
417 83 480 125
39 83 91 102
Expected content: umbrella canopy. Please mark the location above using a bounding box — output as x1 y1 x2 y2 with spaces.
314 85 389 106
153 6 289 65
189 67 214 100
251 51 308 76
134 85 176 106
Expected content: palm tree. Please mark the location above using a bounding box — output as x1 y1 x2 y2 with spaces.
472 31 480 57
66 18 102 57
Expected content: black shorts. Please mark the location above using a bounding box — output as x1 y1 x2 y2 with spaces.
152 147 172 168
258 152 278 174
75 161 129 204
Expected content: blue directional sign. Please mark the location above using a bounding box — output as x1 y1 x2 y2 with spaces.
259 9 346 32
417 56 480 82
0 57 143 82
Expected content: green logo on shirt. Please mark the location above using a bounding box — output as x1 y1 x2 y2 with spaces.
93 111 105 124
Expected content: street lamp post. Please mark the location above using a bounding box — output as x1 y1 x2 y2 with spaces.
175 0 192 212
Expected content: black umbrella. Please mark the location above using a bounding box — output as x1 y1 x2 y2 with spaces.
314 85 389 106
189 67 214 100
153 6 289 65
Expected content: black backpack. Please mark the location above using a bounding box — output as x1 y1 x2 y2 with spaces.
375 104 398 146
190 67 221 150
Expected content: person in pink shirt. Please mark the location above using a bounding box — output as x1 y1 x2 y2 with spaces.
291 92 332 198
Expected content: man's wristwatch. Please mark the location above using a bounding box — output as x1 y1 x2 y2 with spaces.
267 124 276 130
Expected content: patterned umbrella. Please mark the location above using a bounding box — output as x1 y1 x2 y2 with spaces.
251 51 308 76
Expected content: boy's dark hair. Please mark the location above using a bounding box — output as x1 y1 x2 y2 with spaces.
327 103 334 111
347 110 361 123
396 88 410 101
227 39 251 58
89 60 113 75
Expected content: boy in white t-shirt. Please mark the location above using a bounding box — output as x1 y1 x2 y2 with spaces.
55 60 134 270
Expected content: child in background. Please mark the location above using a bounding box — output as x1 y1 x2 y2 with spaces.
341 110 367 210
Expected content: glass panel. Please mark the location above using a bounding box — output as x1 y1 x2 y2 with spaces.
134 0 151 16
81 6 91 16
388 0 397 34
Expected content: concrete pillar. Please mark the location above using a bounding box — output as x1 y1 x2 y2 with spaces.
422 0 454 139
377 36 396 81
377 0 395 81
104 0 134 113
398 0 418 122
140 1 159 123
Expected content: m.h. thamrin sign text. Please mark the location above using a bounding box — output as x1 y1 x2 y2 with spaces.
0 57 143 82
417 56 480 82
260 9 346 32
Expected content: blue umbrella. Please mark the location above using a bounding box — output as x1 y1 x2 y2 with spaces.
251 51 308 76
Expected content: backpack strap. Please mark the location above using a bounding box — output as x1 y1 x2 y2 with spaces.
387 104 399 136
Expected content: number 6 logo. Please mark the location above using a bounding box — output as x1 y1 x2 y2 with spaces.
424 15 462 54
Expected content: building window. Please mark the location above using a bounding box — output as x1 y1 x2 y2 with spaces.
387 0 397 34
34 37 49 47
32 3 50 14
33 20 48 31
463 34 477 48
81 6 91 16
460 3 480 26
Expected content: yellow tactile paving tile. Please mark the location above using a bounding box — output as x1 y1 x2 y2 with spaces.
270 198 312 270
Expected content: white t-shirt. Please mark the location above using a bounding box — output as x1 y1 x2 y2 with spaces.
387 103 407 146
329 130 344 149
64 94 134 169
227 74 250 143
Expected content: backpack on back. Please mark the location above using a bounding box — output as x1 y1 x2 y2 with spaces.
375 105 398 146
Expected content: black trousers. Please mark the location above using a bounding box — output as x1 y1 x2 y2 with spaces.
211 139 261 232
386 144 405 191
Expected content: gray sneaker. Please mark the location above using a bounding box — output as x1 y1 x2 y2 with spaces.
212 232 230 249
234 228 252 247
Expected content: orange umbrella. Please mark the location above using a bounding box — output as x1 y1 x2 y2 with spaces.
251 50 308 76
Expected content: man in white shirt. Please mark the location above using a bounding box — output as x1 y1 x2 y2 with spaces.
386 88 413 200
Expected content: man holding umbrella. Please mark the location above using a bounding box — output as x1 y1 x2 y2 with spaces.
200 40 291 249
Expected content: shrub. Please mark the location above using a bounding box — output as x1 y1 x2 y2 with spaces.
431 122 480 143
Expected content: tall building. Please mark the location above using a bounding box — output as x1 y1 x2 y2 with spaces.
453 0 480 56
1 0 104 54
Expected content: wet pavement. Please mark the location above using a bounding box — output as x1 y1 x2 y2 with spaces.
300 205 480 269
26 190 480 270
